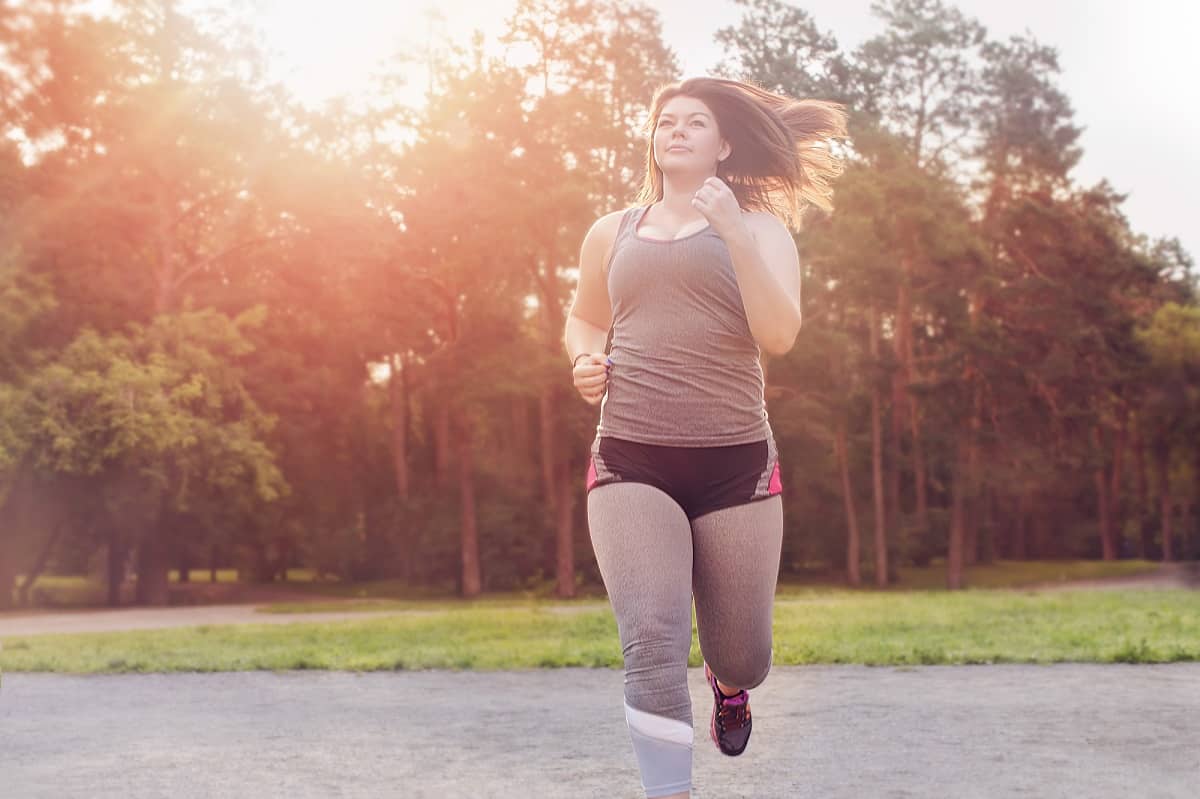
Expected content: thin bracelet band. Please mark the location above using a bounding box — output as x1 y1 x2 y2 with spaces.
572 352 591 368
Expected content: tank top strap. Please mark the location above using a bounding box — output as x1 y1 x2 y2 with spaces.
630 204 651 235
614 205 646 241
604 206 646 275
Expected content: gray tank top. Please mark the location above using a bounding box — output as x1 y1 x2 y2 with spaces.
596 204 772 446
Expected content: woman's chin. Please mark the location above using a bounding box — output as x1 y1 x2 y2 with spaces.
657 156 707 175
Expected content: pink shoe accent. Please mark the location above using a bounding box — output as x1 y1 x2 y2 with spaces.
585 457 597 490
705 660 751 756
767 461 782 495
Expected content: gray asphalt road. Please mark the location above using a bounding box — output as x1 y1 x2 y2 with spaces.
2 664 1197 798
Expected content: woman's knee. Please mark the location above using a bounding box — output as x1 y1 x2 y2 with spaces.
623 635 693 725
708 647 773 690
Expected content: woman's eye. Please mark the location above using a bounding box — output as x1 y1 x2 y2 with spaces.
691 121 704 127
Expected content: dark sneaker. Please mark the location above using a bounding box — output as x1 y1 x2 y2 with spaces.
704 661 752 756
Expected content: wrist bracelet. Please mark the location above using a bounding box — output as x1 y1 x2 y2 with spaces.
572 353 591 368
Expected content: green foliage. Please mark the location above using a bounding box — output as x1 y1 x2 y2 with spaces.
21 309 284 503
0 0 1196 601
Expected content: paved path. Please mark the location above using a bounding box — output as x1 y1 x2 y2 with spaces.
2 664 1197 798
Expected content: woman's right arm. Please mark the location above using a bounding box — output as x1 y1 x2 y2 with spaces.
565 211 622 405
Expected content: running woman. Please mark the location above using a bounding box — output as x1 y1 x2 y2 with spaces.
563 76 847 798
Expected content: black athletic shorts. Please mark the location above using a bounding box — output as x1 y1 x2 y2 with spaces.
585 435 783 521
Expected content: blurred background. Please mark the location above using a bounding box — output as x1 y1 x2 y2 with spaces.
1 0 1197 610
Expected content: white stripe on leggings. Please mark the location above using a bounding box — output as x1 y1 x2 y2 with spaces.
623 699 694 745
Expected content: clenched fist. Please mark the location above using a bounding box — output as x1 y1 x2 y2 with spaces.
573 353 611 405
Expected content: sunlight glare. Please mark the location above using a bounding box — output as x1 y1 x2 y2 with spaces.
255 0 519 109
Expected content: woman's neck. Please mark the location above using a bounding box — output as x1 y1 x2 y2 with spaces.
658 172 713 221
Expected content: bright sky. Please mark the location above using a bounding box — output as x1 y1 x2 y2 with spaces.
252 0 1200 263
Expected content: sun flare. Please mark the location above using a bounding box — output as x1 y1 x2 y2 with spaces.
253 0 519 108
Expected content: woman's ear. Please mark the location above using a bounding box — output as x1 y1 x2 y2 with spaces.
718 140 732 164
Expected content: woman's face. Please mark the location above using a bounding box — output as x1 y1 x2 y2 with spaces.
652 95 730 176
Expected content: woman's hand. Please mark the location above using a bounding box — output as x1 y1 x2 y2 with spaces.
691 176 751 243
572 353 611 405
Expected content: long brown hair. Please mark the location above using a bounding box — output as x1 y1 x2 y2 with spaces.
635 77 848 227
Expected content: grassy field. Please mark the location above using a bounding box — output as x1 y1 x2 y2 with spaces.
12 558 1164 611
14 556 1166 607
258 558 1164 613
2 586 1195 674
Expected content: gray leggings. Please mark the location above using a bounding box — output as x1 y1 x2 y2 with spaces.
587 482 783 797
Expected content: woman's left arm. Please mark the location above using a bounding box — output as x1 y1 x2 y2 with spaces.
693 177 802 356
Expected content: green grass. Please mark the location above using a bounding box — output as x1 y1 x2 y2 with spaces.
256 559 1164 614
884 558 1161 590
11 559 1165 611
258 597 611 614
2 588 1195 674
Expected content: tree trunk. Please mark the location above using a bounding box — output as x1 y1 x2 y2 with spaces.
1094 425 1115 560
533 246 572 600
890 268 911 562
134 531 171 606
909 389 929 557
390 353 411 501
276 538 290 582
1140 512 1155 560
0 467 32 609
108 526 126 607
947 431 967 590
1132 414 1151 559
539 388 559 513
1109 411 1126 555
1192 445 1200 557
0 545 16 611
963 500 978 568
17 520 67 607
869 302 888 587
457 411 482 597
1094 422 1108 559
512 397 532 467
1154 441 1173 562
979 484 996 564
434 400 453 490
1094 463 1113 560
389 354 412 584
252 540 273 583
835 416 861 586
888 370 904 565
1012 487 1029 560
176 517 191 583
1181 496 1193 560
1032 494 1051 559
903 300 929 553
964 381 982 567
555 471 576 598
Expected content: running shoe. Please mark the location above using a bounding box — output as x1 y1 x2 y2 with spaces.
703 660 752 756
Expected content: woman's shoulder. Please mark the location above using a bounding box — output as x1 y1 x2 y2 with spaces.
742 208 788 229
741 209 796 241
601 205 646 227
588 206 644 243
